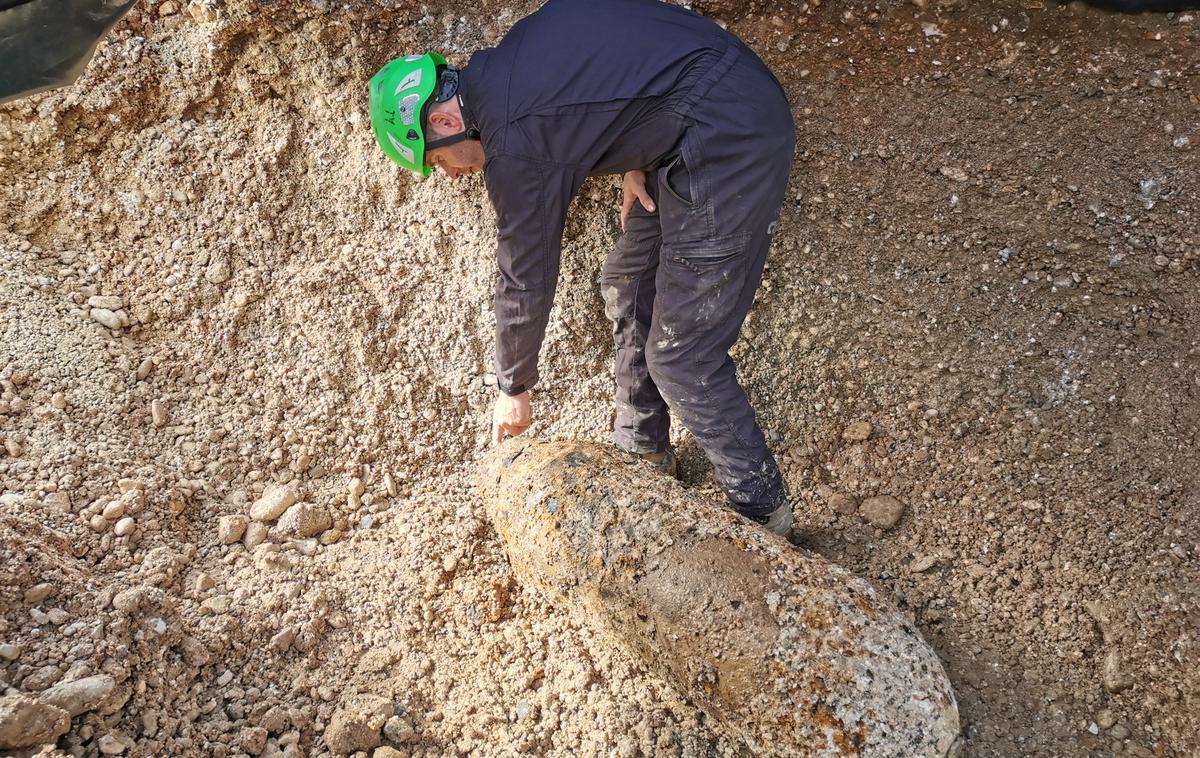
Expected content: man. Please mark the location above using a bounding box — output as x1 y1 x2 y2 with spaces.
369 0 795 535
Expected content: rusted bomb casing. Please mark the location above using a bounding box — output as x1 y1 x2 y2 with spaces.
480 440 959 757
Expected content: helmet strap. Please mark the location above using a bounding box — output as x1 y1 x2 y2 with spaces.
425 127 480 152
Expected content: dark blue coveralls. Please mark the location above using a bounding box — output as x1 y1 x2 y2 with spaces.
460 0 795 518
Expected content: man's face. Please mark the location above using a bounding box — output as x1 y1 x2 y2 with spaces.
426 140 484 180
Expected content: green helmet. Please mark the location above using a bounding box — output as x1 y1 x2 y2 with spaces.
369 52 447 176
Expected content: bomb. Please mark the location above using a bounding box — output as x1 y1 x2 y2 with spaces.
480 440 960 757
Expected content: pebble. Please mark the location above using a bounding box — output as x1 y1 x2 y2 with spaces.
23 583 54 604
114 517 136 537
859 495 906 529
250 481 299 522
205 257 231 284
383 715 415 743
325 695 392 754
218 515 249 544
842 421 873 442
244 521 269 549
239 726 268 755
86 295 123 310
97 731 130 755
0 695 70 750
151 399 168 427
939 166 969 182
40 675 117 717
201 595 233 615
1102 650 1135 693
90 308 128 330
3 438 21 458
270 627 296 652
278 502 332 538
0 644 20 661
102 500 125 520
135 357 154 381
909 555 939 573
195 573 216 593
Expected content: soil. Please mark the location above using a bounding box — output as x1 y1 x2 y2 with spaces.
1 0 1197 756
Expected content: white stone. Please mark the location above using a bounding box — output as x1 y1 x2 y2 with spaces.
90 308 127 329
114 517 136 537
249 481 299 522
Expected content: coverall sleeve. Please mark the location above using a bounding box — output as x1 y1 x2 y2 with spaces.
484 154 581 396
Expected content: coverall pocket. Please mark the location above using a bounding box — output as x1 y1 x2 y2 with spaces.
665 234 748 275
660 155 694 207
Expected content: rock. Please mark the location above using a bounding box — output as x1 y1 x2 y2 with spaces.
1102 650 1135 694
0 695 70 749
4 438 21 457
90 308 127 330
102 500 125 520
940 165 969 182
177 636 211 667
205 257 231 284
114 517 136 537
842 421 873 442
201 594 233 615
23 583 54 604
374 748 406 758
859 495 905 529
40 675 117 717
135 357 154 381
270 627 296 652
239 726 269 755
87 295 123 310
195 573 216 593
97 731 131 754
23 664 62 690
325 694 393 754
244 521 269 549
828 493 858 515
910 555 939 573
151 399 168 427
480 440 958 756
278 503 331 538
218 515 249 544
383 715 415 743
250 481 299 522
0 643 21 661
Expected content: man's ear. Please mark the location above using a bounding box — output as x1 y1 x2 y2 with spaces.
427 107 461 135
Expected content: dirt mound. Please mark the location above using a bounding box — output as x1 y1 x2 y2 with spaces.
1 0 1197 756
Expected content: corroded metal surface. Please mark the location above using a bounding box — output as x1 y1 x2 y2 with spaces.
480 440 959 757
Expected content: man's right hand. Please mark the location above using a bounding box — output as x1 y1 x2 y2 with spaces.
492 390 532 444
621 170 655 230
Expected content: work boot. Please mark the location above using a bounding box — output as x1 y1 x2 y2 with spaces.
750 502 793 539
619 445 678 479
640 448 678 478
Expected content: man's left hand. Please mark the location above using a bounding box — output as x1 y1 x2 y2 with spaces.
492 390 532 444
